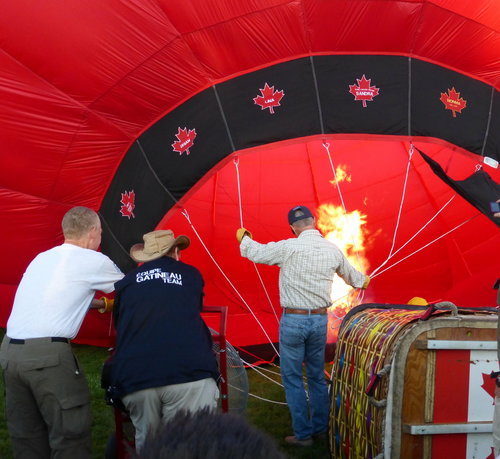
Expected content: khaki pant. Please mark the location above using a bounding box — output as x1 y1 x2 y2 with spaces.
0 336 91 459
122 377 219 451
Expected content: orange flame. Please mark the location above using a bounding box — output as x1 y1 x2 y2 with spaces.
317 203 369 342
329 164 351 185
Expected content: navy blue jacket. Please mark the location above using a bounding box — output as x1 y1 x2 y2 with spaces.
110 256 219 397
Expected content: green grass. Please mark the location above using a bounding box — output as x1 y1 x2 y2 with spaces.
0 329 330 458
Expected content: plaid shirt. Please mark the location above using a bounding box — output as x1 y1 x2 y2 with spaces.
240 229 365 310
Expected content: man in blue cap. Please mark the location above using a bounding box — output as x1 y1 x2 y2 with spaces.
236 205 369 446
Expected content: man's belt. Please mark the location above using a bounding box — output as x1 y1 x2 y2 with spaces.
10 337 69 344
283 307 328 315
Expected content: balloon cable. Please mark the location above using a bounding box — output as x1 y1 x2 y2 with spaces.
244 360 282 377
322 142 365 307
181 208 279 356
98 213 129 337
234 156 244 228
243 360 284 388
98 212 131 259
233 384 288 405
371 213 480 279
233 157 281 327
322 142 363 269
370 194 457 277
241 358 316 406
369 143 414 277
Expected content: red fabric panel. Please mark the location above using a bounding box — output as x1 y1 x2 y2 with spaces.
430 0 500 32
88 39 212 136
303 0 423 53
77 310 116 348
0 1 179 106
49 113 131 207
0 55 84 198
170 2 309 78
158 0 291 34
0 190 68 283
413 4 500 84
0 285 16 327
432 349 470 458
206 312 279 348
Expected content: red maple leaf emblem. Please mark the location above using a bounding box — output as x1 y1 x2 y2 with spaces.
349 75 380 107
253 83 284 114
172 127 197 155
481 371 497 402
120 190 135 219
440 87 467 117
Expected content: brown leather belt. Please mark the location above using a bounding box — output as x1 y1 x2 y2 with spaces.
284 307 328 315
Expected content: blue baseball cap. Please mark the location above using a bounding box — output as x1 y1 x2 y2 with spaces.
288 205 314 225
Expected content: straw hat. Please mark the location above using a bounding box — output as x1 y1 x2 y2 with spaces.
130 230 190 263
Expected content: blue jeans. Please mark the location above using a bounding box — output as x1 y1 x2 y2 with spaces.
279 313 329 440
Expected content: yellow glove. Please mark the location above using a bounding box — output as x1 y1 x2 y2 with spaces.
362 275 370 289
98 297 114 314
236 228 252 243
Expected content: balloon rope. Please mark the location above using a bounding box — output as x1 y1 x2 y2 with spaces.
323 142 348 214
370 194 457 277
243 360 282 377
233 158 281 327
241 359 314 405
181 209 280 355
369 143 413 277
322 142 365 307
234 157 244 228
322 142 362 269
242 361 284 387
232 383 288 405
98 212 131 259
108 314 113 337
388 144 413 257
371 214 480 279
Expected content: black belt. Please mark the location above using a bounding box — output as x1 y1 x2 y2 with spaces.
10 337 69 344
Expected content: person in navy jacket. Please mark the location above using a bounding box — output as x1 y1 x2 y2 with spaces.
110 230 219 452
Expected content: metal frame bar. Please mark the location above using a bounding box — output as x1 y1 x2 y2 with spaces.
404 423 493 435
417 340 497 350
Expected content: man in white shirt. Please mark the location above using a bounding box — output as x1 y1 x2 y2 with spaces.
237 205 369 447
0 206 124 459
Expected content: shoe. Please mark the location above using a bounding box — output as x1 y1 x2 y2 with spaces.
284 435 313 446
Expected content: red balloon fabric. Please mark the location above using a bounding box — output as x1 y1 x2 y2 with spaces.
1 1 499 355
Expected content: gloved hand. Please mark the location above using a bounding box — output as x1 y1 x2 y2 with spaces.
98 297 114 314
362 275 370 289
236 228 252 243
